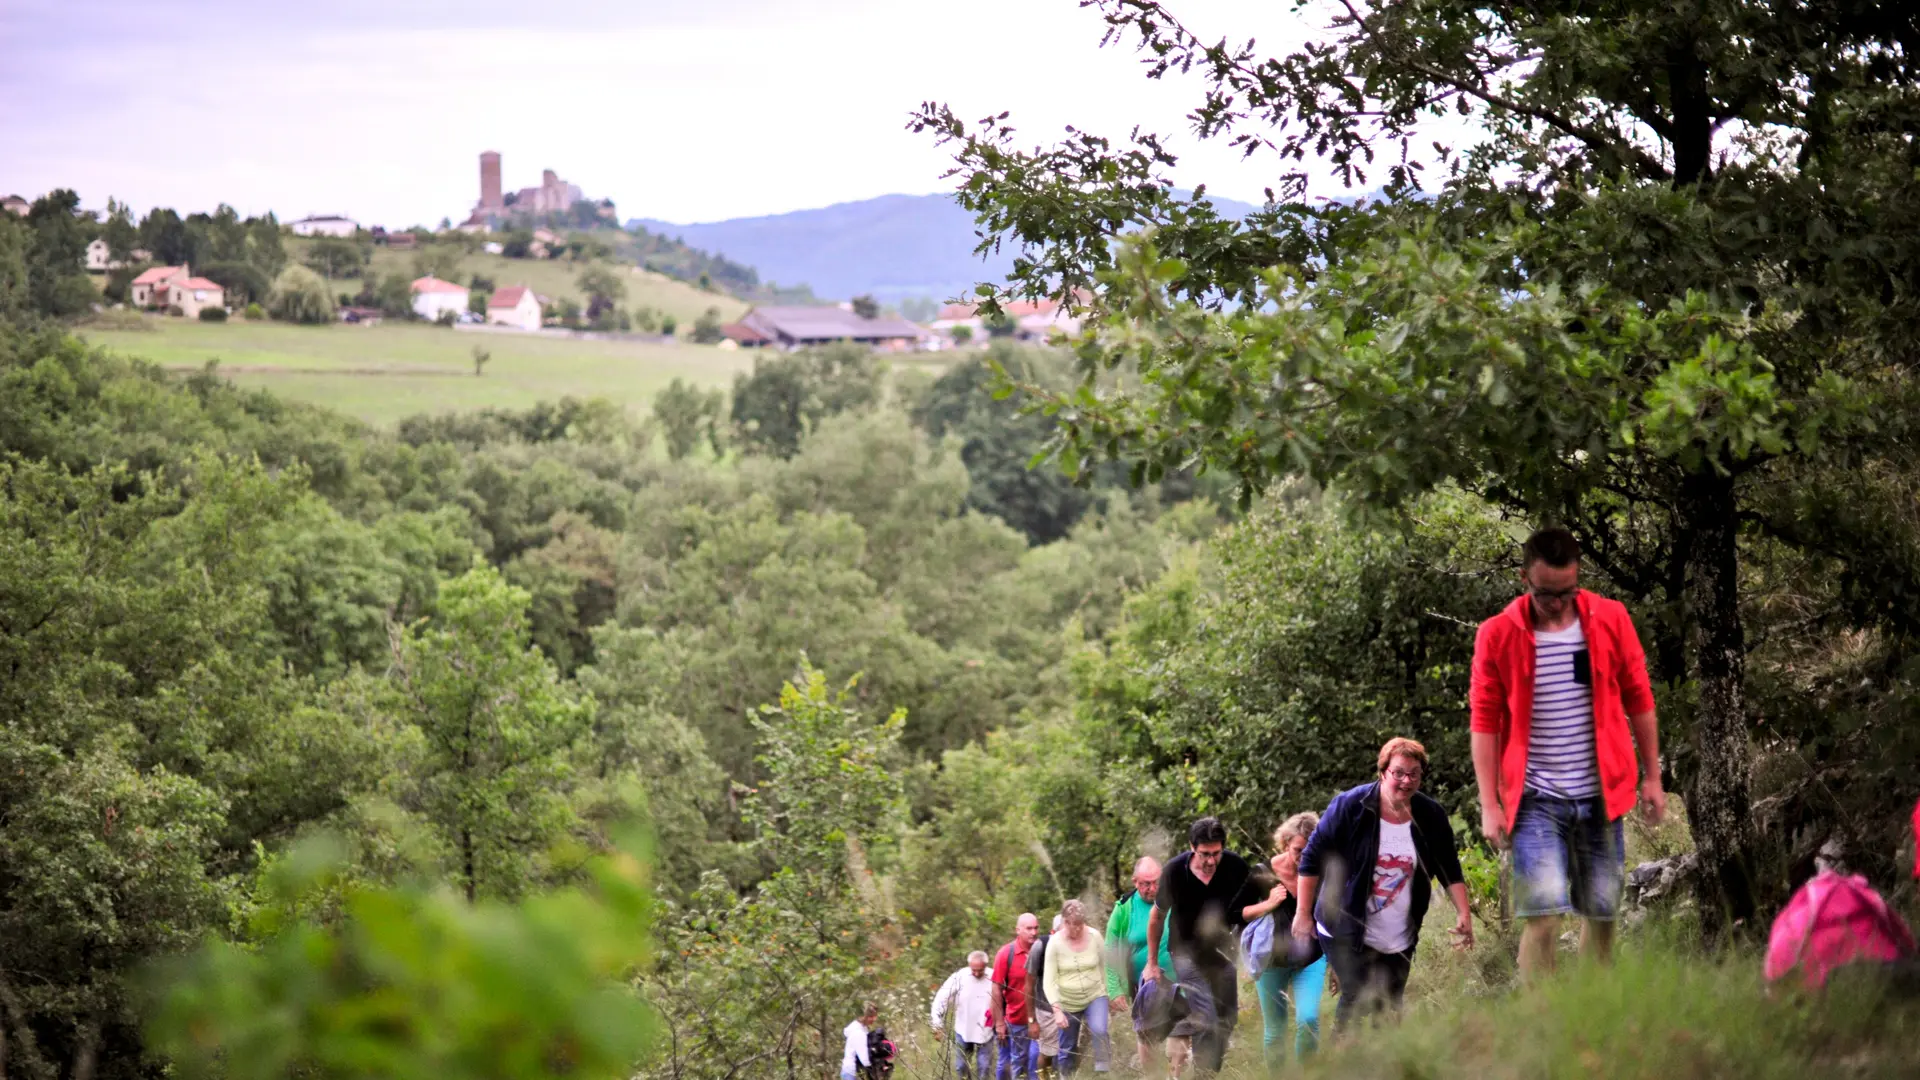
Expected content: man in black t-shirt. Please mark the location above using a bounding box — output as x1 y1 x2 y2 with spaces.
1141 817 1275 1075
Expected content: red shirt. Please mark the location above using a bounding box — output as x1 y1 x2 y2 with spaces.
992 940 1034 1024
1469 590 1657 830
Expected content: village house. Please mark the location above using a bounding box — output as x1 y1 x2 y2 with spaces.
409 276 470 321
130 265 225 317
84 239 147 272
129 266 186 307
288 214 359 238
485 285 542 331
728 306 927 351
932 297 1083 344
86 238 119 272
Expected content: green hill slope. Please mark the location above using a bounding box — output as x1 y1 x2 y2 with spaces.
287 238 750 327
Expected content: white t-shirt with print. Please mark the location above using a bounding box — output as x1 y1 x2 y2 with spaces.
1363 818 1418 954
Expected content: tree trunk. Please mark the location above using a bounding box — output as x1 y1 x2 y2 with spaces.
1678 470 1758 935
462 827 477 903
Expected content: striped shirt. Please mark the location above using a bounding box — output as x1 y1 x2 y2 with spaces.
1526 621 1600 799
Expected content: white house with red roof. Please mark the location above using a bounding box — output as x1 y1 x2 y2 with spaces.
410 276 470 321
130 266 225 317
485 284 542 331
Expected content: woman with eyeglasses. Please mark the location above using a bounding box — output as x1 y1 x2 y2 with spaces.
1287 738 1473 1029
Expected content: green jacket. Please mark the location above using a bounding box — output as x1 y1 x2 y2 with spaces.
1104 890 1175 999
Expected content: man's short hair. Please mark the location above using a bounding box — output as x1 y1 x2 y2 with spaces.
1189 816 1227 847
1522 527 1581 569
967 950 989 964
1377 737 1429 773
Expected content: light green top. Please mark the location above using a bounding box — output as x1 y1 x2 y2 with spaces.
1041 927 1108 1012
1105 890 1174 999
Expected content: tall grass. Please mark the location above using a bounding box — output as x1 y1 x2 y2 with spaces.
1287 945 1920 1079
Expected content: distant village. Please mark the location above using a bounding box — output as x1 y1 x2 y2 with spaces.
4 150 1081 350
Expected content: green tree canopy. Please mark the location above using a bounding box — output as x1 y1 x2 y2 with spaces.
917 0 1920 929
269 265 338 324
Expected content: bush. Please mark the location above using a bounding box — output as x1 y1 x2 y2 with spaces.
165 304 184 317
197 306 228 322
244 302 265 320
102 267 136 305
268 265 338 324
435 309 457 327
660 315 678 337
690 306 724 344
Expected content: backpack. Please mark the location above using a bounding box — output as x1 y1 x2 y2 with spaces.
1765 870 1917 989
863 1028 896 1080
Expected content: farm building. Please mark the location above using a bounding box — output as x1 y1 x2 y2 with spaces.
734 306 925 350
288 214 359 237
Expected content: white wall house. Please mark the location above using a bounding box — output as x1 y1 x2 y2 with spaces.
410 276 470 321
289 214 359 237
485 285 542 331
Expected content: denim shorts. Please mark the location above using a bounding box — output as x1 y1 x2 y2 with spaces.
1511 789 1625 919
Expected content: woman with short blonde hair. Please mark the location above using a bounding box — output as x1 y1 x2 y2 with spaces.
1255 809 1329 1069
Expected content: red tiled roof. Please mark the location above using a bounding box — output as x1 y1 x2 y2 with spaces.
410 276 467 294
488 285 531 308
181 277 222 290
936 302 976 321
132 265 186 285
721 322 771 344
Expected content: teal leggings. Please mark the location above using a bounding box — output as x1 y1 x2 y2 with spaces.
1255 956 1326 1070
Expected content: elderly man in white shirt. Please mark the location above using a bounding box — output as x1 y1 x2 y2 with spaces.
931 950 997 1079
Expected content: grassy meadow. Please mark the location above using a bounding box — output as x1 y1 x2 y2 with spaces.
284 237 752 327
78 316 756 426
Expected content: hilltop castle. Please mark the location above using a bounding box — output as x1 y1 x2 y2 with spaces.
465 151 609 229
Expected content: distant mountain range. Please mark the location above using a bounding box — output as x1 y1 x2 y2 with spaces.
630 190 1261 305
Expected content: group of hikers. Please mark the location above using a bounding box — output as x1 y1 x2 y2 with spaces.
842 528 1670 1078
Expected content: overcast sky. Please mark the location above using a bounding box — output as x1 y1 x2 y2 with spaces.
2 0 1393 226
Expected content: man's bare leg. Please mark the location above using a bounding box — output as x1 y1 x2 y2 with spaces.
1518 915 1561 984
1136 1037 1163 1079
1163 1036 1189 1079
1579 918 1615 965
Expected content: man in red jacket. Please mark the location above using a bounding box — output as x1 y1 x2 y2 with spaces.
1470 528 1667 983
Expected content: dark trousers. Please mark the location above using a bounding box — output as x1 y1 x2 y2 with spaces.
1321 936 1412 1030
1169 955 1238 1074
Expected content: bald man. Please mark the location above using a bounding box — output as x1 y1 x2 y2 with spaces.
1107 857 1177 1070
991 913 1041 1080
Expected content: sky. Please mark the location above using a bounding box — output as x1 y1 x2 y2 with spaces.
1 0 1408 227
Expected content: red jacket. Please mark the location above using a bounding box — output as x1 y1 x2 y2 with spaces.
1469 590 1657 830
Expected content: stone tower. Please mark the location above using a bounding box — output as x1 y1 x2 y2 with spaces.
479 151 503 211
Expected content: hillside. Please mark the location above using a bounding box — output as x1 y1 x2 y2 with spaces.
631 189 1262 304
286 238 750 327
79 316 753 427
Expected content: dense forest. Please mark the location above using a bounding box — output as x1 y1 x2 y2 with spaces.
4 308 1917 1078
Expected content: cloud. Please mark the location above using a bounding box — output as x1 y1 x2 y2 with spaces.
2 0 1478 224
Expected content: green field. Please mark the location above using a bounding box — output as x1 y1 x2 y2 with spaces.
284 238 751 328
79 316 756 427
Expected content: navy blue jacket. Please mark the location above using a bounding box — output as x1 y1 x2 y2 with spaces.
1297 780 1465 952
